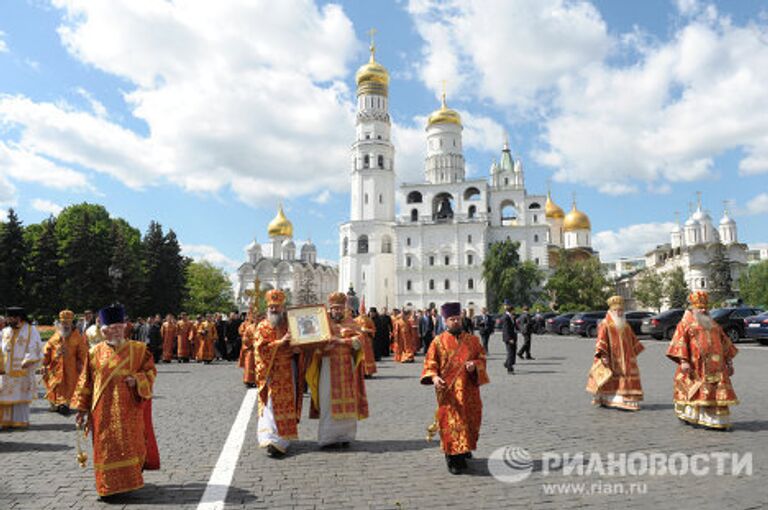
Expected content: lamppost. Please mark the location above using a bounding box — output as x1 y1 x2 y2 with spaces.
108 265 123 304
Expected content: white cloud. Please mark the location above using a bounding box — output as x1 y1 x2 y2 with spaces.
181 243 240 272
593 222 677 261
76 87 107 118
0 31 8 53
0 140 93 191
31 198 63 216
407 0 610 107
311 190 332 205
0 0 360 205
742 193 768 216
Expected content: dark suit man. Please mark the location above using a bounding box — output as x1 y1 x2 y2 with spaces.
501 305 517 373
370 307 391 359
478 307 495 354
419 309 435 354
517 306 535 360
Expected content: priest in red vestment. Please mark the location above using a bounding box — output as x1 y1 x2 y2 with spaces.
421 302 489 475
73 304 159 499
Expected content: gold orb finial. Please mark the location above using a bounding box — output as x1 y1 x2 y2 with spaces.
356 28 389 97
427 85 462 128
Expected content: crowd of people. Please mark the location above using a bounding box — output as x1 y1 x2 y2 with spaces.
0 288 740 499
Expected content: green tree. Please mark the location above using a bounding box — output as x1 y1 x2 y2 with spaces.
183 261 235 315
24 216 61 322
546 250 610 311
160 230 188 314
634 270 665 312
296 270 318 305
708 241 733 304
110 218 146 314
664 267 689 309
482 240 544 310
56 203 114 311
0 209 30 308
739 260 768 308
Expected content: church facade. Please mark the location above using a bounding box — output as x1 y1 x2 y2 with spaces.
236 206 338 312
339 41 595 312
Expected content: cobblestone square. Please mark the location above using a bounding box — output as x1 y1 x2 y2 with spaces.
2 333 767 509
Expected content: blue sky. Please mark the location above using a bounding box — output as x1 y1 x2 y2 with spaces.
1 0 767 280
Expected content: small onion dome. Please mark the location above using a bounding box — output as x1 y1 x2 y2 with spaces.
563 202 591 231
267 204 293 238
545 192 565 220
355 44 389 97
427 92 462 128
719 211 735 226
685 216 700 227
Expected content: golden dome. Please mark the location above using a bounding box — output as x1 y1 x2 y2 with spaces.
355 41 389 97
427 92 462 128
545 192 565 220
267 204 293 238
563 201 591 231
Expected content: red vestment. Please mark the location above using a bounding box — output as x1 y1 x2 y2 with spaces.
354 315 378 375
160 321 177 362
71 341 159 497
176 320 193 359
392 317 415 362
42 330 88 407
239 321 256 385
586 313 644 408
421 331 489 455
254 320 303 440
195 321 217 362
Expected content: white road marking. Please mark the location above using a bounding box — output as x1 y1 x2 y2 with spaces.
197 388 257 510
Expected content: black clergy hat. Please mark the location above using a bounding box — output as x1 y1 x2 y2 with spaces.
99 304 126 326
5 306 27 320
440 302 461 319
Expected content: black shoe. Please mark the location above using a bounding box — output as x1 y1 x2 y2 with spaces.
517 353 525 360
266 445 285 458
463 452 473 459
446 455 461 475
57 405 71 416
456 456 468 471
507 368 514 374
340 441 350 449
526 356 535 360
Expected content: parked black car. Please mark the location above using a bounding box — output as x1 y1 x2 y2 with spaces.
745 312 768 344
570 311 605 337
597 310 655 336
641 308 684 340
533 312 558 334
711 307 764 343
546 313 575 335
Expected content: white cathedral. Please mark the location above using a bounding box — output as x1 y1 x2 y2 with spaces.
338 40 595 312
235 205 339 311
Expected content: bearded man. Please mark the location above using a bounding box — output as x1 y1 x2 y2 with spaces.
421 302 489 475
667 290 739 430
160 314 177 363
176 312 194 362
0 307 43 429
586 296 644 411
254 290 304 457
305 292 368 448
73 305 159 498
42 310 89 415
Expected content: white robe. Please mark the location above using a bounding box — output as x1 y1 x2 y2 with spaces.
317 355 357 446
0 323 43 427
257 359 297 453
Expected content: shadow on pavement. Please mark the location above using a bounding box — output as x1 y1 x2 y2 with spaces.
99 483 256 506
29 423 77 432
0 441 72 452
735 420 768 432
290 439 437 455
641 403 675 411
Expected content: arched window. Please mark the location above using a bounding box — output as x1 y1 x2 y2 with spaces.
500 200 519 225
463 187 481 201
407 191 423 203
364 193 369 205
342 237 348 256
378 155 384 168
468 205 476 219
433 192 455 222
429 279 435 290
406 255 412 267
429 255 435 266
358 235 369 254
444 279 450 290
410 209 418 222
363 155 370 168
468 278 474 290
534 234 539 243
444 255 450 266
406 280 412 291
467 253 474 265
529 202 541 209
381 235 392 254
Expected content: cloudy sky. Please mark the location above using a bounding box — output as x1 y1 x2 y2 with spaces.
1 0 767 277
